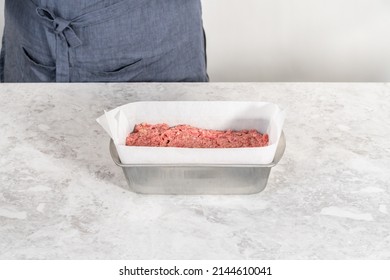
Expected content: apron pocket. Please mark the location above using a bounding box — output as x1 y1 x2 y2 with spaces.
82 58 144 82
21 46 56 82
98 58 143 75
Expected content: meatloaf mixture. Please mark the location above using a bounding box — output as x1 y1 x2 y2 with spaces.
126 123 269 148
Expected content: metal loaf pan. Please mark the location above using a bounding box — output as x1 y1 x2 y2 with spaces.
109 132 286 195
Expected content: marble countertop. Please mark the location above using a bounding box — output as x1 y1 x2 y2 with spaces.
0 83 389 259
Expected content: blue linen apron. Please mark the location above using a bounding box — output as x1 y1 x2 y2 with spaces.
0 0 208 82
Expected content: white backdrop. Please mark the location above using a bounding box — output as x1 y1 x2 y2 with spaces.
1 0 390 82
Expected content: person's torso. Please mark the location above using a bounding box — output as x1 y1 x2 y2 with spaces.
2 0 207 82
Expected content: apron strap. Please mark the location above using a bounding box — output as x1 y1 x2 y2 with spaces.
29 0 145 82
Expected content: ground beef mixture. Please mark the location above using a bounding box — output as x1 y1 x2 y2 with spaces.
126 123 269 148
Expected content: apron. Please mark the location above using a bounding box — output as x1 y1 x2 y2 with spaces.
0 0 208 82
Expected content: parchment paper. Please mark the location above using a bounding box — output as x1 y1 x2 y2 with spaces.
97 101 285 165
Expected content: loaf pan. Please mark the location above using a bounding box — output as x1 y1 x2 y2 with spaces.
109 132 286 195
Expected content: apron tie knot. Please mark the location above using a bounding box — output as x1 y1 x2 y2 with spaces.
53 17 70 34
36 7 82 48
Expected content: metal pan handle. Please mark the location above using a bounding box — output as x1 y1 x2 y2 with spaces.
271 131 286 166
109 140 124 167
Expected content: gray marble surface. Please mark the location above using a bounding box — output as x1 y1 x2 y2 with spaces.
0 83 389 259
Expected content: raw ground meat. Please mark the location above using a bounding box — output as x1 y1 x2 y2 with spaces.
126 123 269 148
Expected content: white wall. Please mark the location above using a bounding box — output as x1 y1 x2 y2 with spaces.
201 0 390 82
1 0 390 82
